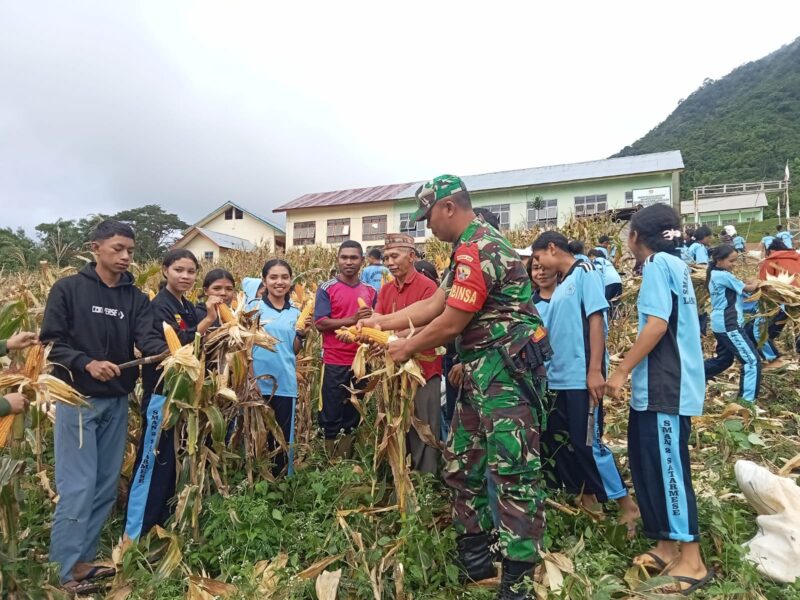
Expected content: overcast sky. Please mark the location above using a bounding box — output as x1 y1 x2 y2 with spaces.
1 1 798 234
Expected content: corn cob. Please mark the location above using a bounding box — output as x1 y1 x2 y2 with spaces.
357 297 368 309
148 289 156 301
296 299 315 331
217 303 236 324
337 326 395 346
294 283 306 305
0 414 14 447
23 344 44 380
163 322 183 355
230 297 239 310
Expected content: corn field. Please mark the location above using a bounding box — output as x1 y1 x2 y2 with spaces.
1 218 800 599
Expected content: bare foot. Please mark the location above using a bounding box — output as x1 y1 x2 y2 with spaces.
616 496 641 539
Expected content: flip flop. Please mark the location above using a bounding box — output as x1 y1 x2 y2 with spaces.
665 568 716 596
632 551 669 574
62 579 104 596
80 565 116 581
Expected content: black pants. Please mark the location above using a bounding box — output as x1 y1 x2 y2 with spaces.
541 389 627 503
605 283 623 319
318 364 363 439
265 395 294 476
628 409 698 542
704 330 761 403
125 392 176 540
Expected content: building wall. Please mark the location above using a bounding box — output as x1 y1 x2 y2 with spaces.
283 172 678 247
203 212 279 250
284 201 396 249
182 236 220 262
684 208 764 227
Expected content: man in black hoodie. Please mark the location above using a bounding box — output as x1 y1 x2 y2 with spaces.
40 220 165 593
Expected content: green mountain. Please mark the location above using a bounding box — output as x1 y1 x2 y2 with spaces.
614 37 800 210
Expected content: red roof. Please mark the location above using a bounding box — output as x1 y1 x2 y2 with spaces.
273 182 415 213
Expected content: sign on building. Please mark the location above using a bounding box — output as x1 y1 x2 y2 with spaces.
632 186 671 206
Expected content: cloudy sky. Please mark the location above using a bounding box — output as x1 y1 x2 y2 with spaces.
1 1 798 234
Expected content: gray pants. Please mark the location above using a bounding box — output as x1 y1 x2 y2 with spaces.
409 376 442 475
50 396 128 583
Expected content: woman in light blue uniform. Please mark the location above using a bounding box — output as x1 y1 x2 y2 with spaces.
252 259 311 476
703 245 761 403
606 204 713 595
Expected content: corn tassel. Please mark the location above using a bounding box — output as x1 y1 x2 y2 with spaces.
217 303 236 324
0 414 14 447
163 322 183 355
296 300 315 331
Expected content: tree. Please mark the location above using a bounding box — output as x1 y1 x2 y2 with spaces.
111 205 188 261
0 227 40 272
34 219 85 268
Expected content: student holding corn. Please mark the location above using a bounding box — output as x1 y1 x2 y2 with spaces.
314 241 377 459
39 220 166 595
252 259 311 476
0 331 39 417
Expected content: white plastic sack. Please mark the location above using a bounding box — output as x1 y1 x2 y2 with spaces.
735 460 800 583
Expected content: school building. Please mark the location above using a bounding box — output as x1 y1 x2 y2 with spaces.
273 151 683 249
679 192 768 228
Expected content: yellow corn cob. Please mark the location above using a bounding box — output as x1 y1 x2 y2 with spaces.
296 300 315 331
357 297 368 309
148 289 156 301
231 297 239 310
0 414 14 447
294 283 306 305
163 322 182 355
23 344 44 380
217 303 236 324
339 326 392 346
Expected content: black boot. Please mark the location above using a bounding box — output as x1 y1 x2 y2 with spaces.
497 558 534 599
456 532 497 583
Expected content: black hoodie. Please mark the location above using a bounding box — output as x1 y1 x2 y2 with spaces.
40 263 166 398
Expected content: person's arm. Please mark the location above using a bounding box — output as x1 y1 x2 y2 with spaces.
586 312 606 406
39 283 95 374
133 292 169 356
606 317 668 399
364 288 447 331
388 305 472 362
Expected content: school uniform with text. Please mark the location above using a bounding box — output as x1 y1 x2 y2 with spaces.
629 252 704 543
125 288 201 540
540 261 629 503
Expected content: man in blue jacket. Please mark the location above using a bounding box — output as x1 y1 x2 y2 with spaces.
40 220 165 594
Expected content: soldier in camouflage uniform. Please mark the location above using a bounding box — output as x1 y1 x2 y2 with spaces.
363 175 550 599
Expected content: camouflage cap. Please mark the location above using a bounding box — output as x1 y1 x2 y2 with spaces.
410 174 466 222
384 232 416 250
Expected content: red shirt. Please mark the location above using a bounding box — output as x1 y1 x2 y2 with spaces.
314 277 377 366
759 250 800 284
376 268 443 381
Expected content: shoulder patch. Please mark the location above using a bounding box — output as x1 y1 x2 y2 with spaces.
578 262 594 272
319 278 338 291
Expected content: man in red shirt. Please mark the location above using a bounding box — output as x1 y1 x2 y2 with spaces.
375 233 443 474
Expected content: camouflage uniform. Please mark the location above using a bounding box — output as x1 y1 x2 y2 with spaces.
439 216 547 563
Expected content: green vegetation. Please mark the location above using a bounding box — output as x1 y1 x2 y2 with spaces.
615 37 800 210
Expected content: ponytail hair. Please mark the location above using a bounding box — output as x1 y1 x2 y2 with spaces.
706 244 736 287
629 204 683 257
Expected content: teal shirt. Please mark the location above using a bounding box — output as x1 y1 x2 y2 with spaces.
252 299 301 398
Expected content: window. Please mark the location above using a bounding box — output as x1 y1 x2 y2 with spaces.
293 221 316 246
721 218 739 226
203 251 214 261
482 204 510 231
701 219 718 228
399 213 426 238
327 218 350 244
224 207 243 220
625 191 634 207
526 199 558 228
574 194 607 216
362 215 387 241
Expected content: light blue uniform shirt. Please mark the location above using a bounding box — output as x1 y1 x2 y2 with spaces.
631 252 705 416
547 261 608 390
360 264 390 292
687 242 709 264
252 299 301 398
709 269 745 333
761 235 775 250
732 236 746 251
592 256 622 287
776 231 793 248
242 277 262 309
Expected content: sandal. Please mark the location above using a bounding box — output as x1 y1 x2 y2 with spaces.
664 568 715 596
79 565 116 581
632 551 670 574
62 579 104 596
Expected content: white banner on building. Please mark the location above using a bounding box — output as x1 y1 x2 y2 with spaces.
632 186 671 206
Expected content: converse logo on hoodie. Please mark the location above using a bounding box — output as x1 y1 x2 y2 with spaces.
92 305 126 319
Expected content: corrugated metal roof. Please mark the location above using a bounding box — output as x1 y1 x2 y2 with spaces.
196 227 257 251
679 192 768 215
273 151 683 212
